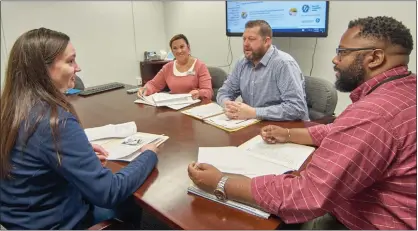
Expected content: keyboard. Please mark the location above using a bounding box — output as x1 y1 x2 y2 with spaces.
79 82 125 96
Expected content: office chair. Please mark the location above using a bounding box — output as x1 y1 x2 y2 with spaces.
207 66 228 101
74 75 85 90
304 76 338 120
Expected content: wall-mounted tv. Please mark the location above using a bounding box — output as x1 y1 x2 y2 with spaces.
226 1 330 37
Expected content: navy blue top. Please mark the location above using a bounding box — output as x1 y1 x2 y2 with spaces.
0 104 158 229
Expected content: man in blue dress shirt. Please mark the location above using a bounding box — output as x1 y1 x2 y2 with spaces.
217 20 309 121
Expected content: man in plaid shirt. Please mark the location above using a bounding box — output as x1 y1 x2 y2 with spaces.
188 16 416 230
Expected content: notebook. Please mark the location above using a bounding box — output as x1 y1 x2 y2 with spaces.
181 103 259 132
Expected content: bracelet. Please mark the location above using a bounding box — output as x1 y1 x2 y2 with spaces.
286 128 291 142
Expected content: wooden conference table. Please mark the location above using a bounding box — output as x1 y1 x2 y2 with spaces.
68 87 325 230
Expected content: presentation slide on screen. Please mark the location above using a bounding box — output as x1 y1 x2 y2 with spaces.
227 1 327 33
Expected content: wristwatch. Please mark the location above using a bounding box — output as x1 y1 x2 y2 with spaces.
214 176 229 201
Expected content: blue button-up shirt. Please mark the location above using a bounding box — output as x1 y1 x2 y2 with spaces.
216 45 309 121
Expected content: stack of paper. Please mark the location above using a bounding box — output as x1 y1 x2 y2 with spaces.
181 103 260 132
188 135 315 217
135 92 200 110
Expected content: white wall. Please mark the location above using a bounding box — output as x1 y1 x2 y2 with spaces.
163 1 417 115
1 1 416 115
1 1 166 88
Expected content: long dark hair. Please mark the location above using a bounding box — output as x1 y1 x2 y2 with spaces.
0 28 80 179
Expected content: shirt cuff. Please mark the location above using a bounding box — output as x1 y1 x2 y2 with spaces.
255 107 266 120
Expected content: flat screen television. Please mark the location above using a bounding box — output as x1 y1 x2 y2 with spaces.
226 1 329 37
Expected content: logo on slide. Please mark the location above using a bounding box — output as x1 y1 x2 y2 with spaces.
241 11 248 19
302 5 310 13
315 18 320 23
289 7 297 16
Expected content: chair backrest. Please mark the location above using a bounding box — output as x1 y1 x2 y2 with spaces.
304 76 338 120
74 75 85 90
207 66 228 101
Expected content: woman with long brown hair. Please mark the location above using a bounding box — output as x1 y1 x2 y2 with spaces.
0 28 158 229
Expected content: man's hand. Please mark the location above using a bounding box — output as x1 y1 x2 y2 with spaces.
189 90 200 100
188 162 223 193
260 125 289 144
92 144 109 166
224 101 256 120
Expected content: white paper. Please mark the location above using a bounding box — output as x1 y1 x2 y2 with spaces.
84 121 137 141
238 135 315 170
204 114 258 129
182 102 224 119
198 147 291 178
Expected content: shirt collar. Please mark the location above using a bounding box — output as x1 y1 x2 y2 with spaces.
259 45 275 66
246 45 275 67
349 65 410 102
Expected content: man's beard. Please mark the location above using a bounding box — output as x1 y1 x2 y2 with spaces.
334 54 366 92
245 48 265 62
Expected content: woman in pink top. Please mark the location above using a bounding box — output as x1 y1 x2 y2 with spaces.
137 34 213 100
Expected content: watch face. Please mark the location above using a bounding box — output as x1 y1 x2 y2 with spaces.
214 189 226 200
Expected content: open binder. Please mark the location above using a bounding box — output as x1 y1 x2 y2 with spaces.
187 135 315 218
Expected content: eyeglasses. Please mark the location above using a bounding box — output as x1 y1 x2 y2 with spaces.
335 47 379 61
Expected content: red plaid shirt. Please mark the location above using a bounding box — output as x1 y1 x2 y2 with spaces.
251 66 416 229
